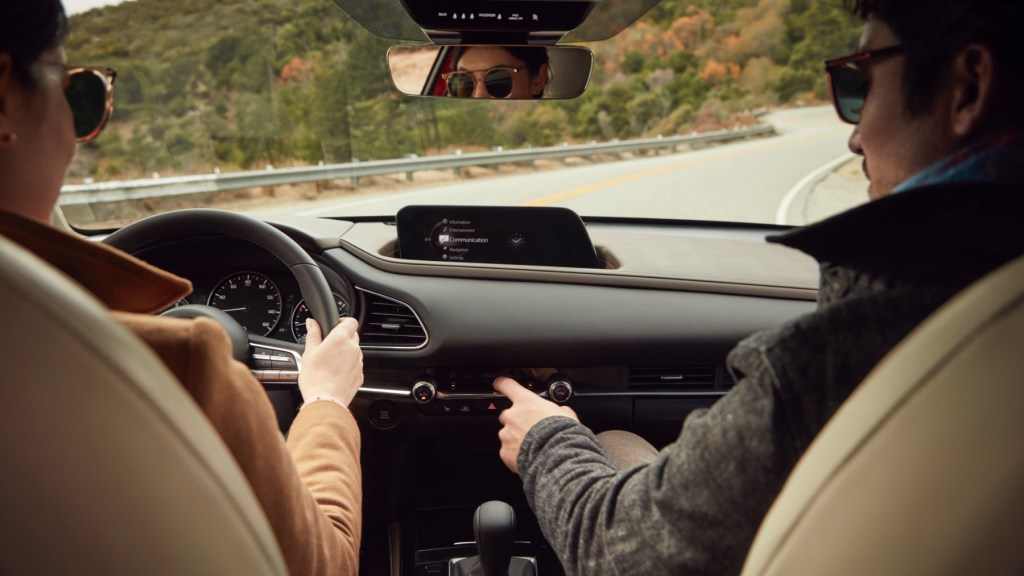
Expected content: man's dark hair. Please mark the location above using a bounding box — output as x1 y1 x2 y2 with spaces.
0 0 69 87
848 0 1024 122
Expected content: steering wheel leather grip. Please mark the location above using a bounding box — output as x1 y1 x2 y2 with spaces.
103 209 340 336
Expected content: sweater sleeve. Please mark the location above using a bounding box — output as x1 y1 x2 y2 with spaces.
113 313 362 576
518 363 798 576
286 402 363 573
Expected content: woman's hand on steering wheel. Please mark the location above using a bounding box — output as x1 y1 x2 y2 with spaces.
299 317 364 407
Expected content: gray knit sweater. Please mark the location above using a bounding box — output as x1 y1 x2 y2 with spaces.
518 184 1024 575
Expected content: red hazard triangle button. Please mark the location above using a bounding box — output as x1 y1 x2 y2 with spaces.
487 403 497 410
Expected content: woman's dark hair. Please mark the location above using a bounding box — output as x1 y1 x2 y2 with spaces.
0 0 69 87
501 46 549 77
848 0 1024 120
454 46 549 76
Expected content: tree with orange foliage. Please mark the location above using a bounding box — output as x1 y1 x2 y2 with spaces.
699 59 739 84
667 7 715 52
279 56 313 86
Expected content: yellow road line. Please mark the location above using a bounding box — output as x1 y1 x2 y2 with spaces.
521 128 848 207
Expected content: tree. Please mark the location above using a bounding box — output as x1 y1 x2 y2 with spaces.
784 0 861 96
622 51 645 74
629 91 673 135
502 105 571 147
311 54 353 163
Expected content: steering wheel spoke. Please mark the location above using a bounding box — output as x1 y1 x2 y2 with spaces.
249 335 303 386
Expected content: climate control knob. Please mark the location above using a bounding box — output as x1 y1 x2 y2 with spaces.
547 378 573 404
411 379 436 404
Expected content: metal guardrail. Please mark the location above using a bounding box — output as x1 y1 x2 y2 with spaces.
59 125 774 206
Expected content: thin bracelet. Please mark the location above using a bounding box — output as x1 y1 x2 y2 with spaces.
302 395 348 411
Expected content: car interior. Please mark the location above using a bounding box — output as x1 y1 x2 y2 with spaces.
3 0 1023 574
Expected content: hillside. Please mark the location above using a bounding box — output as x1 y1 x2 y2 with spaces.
65 0 861 180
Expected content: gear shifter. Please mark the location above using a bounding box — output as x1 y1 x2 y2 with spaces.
475 501 516 576
450 501 536 576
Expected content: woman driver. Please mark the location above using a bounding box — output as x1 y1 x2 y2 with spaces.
0 1 364 574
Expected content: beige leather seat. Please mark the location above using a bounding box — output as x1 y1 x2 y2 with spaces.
742 254 1024 575
0 235 287 575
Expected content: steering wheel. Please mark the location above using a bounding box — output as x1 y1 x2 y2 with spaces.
104 209 340 372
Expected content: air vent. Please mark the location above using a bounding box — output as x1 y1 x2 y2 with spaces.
628 366 717 391
719 366 737 389
358 289 428 349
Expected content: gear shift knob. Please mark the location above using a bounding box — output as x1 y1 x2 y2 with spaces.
474 501 516 576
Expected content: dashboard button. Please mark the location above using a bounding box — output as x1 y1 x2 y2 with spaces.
369 400 399 429
272 358 297 370
548 378 573 403
411 380 436 403
475 398 510 413
416 400 440 414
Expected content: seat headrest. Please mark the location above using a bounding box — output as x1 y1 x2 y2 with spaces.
0 235 287 575
742 254 1024 576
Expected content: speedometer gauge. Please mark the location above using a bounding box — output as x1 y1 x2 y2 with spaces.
291 295 351 343
207 272 282 336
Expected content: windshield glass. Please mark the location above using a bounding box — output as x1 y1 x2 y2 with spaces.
61 0 867 229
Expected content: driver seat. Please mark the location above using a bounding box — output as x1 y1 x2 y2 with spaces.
741 254 1024 575
0 235 287 574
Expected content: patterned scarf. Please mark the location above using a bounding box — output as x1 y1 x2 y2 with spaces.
894 131 1024 193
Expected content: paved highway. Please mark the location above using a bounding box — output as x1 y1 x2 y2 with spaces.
276 106 863 225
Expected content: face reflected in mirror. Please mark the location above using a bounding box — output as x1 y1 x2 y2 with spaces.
448 46 549 99
387 45 593 100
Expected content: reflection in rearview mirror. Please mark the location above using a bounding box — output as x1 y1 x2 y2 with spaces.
388 45 593 100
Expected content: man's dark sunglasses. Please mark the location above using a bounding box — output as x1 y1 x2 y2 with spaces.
824 45 905 124
443 66 519 98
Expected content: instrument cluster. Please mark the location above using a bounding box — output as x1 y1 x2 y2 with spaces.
138 236 354 344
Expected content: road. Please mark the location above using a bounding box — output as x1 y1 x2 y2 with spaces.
268 106 864 225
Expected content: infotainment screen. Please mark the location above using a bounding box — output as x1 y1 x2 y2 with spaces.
396 205 601 268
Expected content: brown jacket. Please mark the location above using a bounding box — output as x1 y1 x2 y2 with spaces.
0 211 361 576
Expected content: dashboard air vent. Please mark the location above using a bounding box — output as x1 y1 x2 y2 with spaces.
628 366 718 391
358 289 428 349
719 366 737 388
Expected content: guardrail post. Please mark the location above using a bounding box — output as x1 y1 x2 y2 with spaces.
453 150 463 177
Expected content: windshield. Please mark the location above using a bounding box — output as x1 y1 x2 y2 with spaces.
61 0 867 229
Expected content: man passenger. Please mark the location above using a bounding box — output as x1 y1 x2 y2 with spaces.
493 1 1024 573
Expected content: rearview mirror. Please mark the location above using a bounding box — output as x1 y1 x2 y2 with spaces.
388 45 593 99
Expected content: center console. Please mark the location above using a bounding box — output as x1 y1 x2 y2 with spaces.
353 363 723 575
409 368 574 415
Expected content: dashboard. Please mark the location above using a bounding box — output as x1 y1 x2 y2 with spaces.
119 210 819 575
128 213 819 434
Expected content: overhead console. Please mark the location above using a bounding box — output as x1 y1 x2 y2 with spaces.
396 205 602 268
330 0 660 44
399 0 596 42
